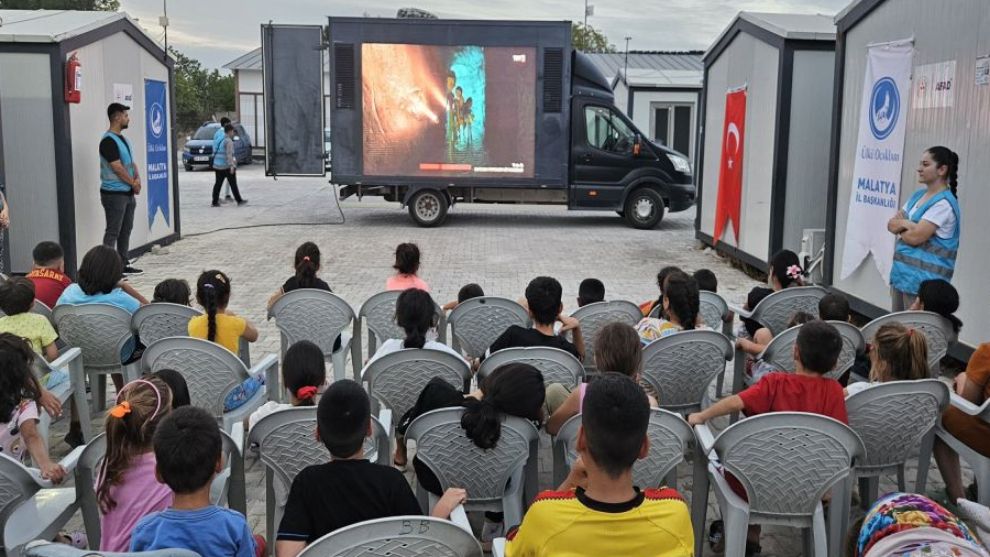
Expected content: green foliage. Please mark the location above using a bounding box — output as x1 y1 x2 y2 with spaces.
169 47 234 131
0 0 119 9
572 22 615 53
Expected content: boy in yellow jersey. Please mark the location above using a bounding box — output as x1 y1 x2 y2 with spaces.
506 373 694 556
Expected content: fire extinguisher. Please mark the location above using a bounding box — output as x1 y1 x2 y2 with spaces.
65 53 81 104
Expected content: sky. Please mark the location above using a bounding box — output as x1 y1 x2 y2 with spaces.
119 0 853 71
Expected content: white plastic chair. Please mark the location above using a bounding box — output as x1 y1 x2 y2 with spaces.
131 303 201 346
405 407 539 529
640 330 733 415
268 289 356 388
0 448 84 557
728 286 829 337
296 514 482 557
551 409 695 490
860 311 954 379
476 346 584 389
24 541 200 556
569 300 641 372
51 303 142 412
30 301 53 322
33 347 93 448
248 407 390 555
448 296 529 359
355 291 447 373
751 321 865 383
936 392 990 506
692 413 865 557
140 337 278 432
700 291 733 337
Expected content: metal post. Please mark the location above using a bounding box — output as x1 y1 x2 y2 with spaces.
624 37 631 80
584 0 588 26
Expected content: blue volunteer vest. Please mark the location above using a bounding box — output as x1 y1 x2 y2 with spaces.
212 128 229 169
890 188 961 295
99 132 136 192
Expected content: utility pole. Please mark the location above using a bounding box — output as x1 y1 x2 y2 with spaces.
160 0 169 61
624 36 631 80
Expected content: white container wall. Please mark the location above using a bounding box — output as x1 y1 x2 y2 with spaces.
827 0 990 348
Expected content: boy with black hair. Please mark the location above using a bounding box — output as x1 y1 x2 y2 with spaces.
577 278 605 307
0 277 58 361
26 241 72 308
275 380 466 557
693 269 718 293
506 373 693 556
488 276 583 361
132 406 262 557
441 282 484 312
818 292 851 322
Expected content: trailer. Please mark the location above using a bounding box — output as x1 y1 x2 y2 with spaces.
260 18 695 228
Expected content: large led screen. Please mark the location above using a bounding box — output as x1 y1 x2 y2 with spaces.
362 43 536 178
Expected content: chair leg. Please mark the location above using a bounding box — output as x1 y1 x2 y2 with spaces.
858 476 879 510
691 459 711 557
722 505 749 557
729 350 745 423
266 475 276 557
975 459 990 507
95 374 107 412
331 350 346 383
813 502 828 557
896 465 906 492
416 483 431 515
663 469 677 491
826 479 850 557
916 429 936 493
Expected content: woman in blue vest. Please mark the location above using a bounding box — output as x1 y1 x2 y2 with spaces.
0 187 8 274
886 146 961 311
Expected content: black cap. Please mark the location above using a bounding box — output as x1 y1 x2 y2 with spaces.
107 102 130 120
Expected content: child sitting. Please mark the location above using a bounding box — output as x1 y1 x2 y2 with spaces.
188 271 260 411
635 271 706 345
911 279 962 340
845 323 928 397
26 241 72 309
57 245 148 313
441 283 484 312
507 373 694 556
736 311 816 381
147 369 190 409
248 340 326 430
131 406 262 557
487 276 582 361
152 279 191 305
0 277 59 362
386 243 429 292
546 322 658 434
818 292 851 322
639 265 682 317
96 377 174 552
693 269 718 292
0 333 66 483
576 278 605 307
275 380 466 557
267 242 334 309
767 249 804 291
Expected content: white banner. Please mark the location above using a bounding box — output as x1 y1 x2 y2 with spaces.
840 42 913 282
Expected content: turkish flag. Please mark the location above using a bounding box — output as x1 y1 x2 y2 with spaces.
713 89 746 244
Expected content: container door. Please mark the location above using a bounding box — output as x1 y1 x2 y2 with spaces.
261 24 326 176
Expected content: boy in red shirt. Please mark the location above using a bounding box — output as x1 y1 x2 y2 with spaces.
26 242 72 309
688 320 847 555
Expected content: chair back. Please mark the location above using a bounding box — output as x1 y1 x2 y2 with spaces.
364 349 470 421
640 330 733 413
141 337 251 417
297 516 482 557
749 286 829 336
406 408 537 506
132 303 202 346
268 289 355 358
759 321 865 380
448 297 529 359
477 346 583 388
861 311 954 375
712 412 864 521
52 303 135 369
248 407 388 506
699 291 731 334
555 409 693 489
569 300 641 371
0 453 41 549
25 542 201 556
31 300 54 322
358 291 446 358
846 380 948 473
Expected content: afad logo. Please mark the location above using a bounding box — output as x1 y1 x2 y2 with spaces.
869 77 899 141
149 102 165 138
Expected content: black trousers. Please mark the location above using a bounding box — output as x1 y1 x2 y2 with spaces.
212 168 242 203
101 191 136 263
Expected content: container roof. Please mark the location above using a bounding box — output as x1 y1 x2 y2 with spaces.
613 67 702 89
0 9 138 43
705 12 836 59
224 47 262 71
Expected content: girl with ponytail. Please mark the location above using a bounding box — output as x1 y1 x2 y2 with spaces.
96 377 174 551
768 249 804 291
845 323 928 397
887 146 962 311
635 271 708 345
267 242 342 351
248 340 327 430
188 270 260 411
364 288 464 369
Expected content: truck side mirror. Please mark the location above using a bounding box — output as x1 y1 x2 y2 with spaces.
632 134 642 156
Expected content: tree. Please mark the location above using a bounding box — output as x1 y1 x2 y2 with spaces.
572 22 615 53
0 0 119 9
169 47 235 131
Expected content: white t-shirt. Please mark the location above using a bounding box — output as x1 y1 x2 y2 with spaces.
363 338 467 371
904 197 957 240
248 401 293 431
844 381 873 398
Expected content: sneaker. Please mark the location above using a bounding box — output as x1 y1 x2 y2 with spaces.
225 194 234 201
211 201 221 207
237 199 248 206
480 519 504 551
123 266 143 276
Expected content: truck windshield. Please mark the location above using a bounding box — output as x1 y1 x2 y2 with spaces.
585 106 635 154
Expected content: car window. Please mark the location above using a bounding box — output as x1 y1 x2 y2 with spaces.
193 126 218 140
584 106 634 154
234 125 249 143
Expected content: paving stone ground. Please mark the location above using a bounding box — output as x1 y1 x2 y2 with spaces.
48 165 970 556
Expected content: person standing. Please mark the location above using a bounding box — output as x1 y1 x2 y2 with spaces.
887 146 961 311
0 187 9 275
211 124 246 207
212 117 233 202
99 103 142 275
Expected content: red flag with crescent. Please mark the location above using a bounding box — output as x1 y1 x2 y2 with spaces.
713 88 746 244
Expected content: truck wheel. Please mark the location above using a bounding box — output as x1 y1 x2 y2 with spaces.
623 188 665 229
408 189 448 227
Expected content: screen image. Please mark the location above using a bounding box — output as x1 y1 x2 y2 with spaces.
362 43 536 178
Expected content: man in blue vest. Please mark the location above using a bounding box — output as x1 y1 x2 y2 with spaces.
99 102 142 275
212 117 233 202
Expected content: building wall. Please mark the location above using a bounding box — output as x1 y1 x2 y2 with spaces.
699 32 780 262
69 31 175 258
631 89 699 161
781 48 835 255
0 52 60 273
235 67 331 151
830 0 990 347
